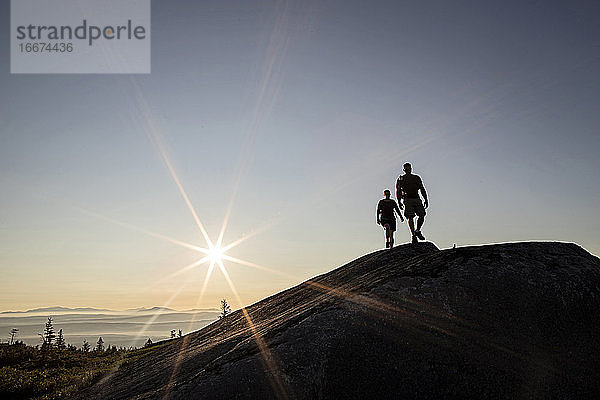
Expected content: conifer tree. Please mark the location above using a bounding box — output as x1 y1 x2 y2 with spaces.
219 298 231 319
42 317 55 349
56 328 66 350
82 339 90 352
95 336 104 352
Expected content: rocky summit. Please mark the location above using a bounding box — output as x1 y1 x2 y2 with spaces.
71 242 600 399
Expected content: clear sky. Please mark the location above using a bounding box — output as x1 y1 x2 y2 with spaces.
1 0 599 311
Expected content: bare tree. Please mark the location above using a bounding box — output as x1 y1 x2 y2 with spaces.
9 328 18 345
219 299 231 319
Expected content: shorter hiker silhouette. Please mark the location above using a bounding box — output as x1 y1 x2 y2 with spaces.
396 162 429 244
377 189 404 248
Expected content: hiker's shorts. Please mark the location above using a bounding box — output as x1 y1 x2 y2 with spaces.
380 218 396 232
403 198 426 218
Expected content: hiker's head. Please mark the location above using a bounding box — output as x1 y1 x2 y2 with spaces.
383 189 391 198
403 163 412 174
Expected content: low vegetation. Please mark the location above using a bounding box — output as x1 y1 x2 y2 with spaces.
0 342 128 400
0 317 134 400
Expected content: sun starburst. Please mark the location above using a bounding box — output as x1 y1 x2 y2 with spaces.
206 244 225 265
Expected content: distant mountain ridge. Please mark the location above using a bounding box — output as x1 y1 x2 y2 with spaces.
2 306 218 314
126 307 175 313
1 306 111 314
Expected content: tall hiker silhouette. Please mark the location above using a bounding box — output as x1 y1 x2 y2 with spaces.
396 163 429 244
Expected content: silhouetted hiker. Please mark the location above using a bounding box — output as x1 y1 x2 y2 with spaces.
377 189 404 248
396 163 429 244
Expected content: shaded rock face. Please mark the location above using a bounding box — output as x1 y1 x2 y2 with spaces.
72 242 600 400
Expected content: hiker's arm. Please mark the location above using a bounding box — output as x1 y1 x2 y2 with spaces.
376 204 381 224
420 183 429 208
395 202 404 222
396 180 404 209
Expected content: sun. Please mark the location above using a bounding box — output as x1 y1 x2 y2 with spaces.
207 244 225 264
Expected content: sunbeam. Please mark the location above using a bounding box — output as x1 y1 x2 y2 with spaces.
221 214 283 252
160 256 211 283
215 197 235 249
199 260 216 300
130 78 213 249
221 254 294 279
216 259 289 400
76 206 209 254
161 258 219 399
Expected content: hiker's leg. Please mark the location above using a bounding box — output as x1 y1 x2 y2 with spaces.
383 224 391 247
407 217 416 235
416 215 425 231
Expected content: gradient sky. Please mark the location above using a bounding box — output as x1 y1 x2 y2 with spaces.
1 0 599 311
